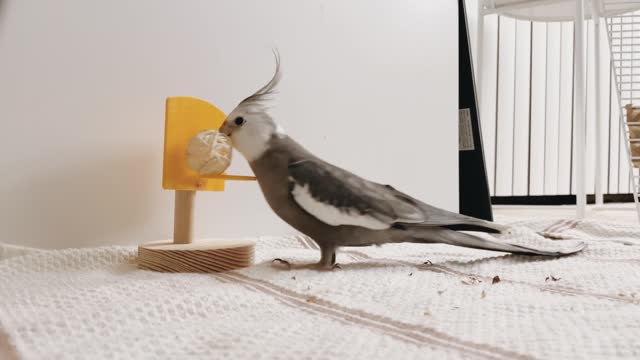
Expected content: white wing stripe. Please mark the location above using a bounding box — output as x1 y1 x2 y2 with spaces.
290 181 389 230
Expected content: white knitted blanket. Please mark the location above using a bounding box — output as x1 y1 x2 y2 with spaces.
1 219 640 360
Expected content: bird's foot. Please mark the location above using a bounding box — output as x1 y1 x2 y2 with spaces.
269 258 341 271
309 262 341 271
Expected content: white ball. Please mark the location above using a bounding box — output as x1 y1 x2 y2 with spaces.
186 130 233 175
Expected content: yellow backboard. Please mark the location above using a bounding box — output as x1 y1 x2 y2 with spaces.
162 97 255 191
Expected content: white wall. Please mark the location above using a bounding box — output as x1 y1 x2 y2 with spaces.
0 0 458 249
465 1 629 196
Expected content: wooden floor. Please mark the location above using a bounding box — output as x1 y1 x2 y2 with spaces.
493 203 639 225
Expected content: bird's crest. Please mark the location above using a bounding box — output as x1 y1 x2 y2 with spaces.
238 49 281 111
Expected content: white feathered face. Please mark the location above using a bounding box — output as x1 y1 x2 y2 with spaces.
220 108 282 162
219 50 283 162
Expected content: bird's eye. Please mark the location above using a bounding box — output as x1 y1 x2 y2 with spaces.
234 117 246 126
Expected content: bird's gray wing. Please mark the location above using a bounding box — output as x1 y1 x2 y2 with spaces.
288 159 509 233
287 159 425 229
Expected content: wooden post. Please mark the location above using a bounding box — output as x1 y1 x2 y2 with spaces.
173 190 195 244
139 188 255 272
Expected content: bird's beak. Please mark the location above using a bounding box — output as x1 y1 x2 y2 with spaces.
219 121 232 136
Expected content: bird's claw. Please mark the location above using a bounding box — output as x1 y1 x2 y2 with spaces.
315 263 341 271
537 231 563 240
270 259 342 271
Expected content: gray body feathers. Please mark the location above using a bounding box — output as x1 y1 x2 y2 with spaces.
249 134 585 265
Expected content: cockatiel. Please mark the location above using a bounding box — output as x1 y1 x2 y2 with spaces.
219 52 586 269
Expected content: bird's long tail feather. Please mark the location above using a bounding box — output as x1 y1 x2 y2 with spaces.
440 221 510 234
405 220 511 234
411 228 585 256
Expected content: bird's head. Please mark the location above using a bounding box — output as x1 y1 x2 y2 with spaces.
219 50 284 162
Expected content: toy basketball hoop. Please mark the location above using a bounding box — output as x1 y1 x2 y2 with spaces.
137 97 256 273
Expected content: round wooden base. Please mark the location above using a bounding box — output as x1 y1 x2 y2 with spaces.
137 239 255 273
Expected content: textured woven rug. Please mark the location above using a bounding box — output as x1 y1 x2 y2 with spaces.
1 219 639 359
